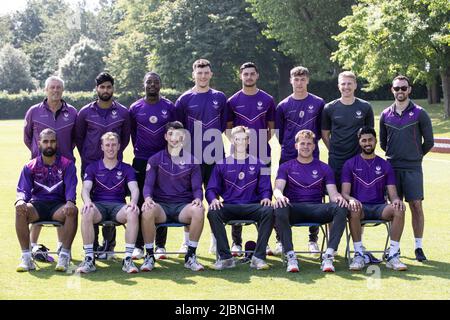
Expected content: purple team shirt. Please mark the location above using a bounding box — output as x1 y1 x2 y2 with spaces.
175 89 227 162
75 101 131 171
17 155 77 203
275 93 325 162
206 155 272 204
84 160 136 203
341 154 396 204
24 99 77 161
276 158 335 203
227 89 275 163
129 98 176 160
143 149 203 203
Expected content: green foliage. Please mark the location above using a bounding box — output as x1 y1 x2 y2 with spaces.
58 37 106 91
0 45 35 93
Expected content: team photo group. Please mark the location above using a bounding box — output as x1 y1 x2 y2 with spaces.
14 58 434 276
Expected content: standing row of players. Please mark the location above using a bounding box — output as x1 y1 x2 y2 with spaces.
15 59 434 273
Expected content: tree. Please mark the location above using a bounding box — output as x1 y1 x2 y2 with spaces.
0 45 35 93
58 37 105 91
247 0 355 79
332 0 450 117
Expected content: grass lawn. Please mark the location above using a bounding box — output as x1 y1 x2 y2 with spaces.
0 99 449 300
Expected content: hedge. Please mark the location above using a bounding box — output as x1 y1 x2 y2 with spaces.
0 89 181 119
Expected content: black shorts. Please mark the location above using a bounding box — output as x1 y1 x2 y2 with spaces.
94 201 125 223
362 203 387 220
158 202 189 223
31 200 65 222
394 169 424 201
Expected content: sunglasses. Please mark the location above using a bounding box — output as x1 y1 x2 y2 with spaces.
393 86 409 92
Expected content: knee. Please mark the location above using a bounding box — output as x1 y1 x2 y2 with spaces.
207 209 220 221
191 207 205 221
409 200 422 212
141 208 156 220
349 209 361 220
127 209 139 222
393 209 405 220
274 207 289 220
66 207 79 218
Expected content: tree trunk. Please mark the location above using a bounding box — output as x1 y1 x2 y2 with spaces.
427 78 441 104
277 55 295 101
440 66 450 119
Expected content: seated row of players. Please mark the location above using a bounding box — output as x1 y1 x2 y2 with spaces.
15 123 407 273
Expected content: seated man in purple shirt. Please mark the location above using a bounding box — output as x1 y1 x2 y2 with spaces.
140 121 205 272
273 129 348 273
15 128 78 272
207 126 273 270
76 132 140 274
341 126 407 271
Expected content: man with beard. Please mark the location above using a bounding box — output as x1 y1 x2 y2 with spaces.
341 126 408 271
15 128 78 272
129 72 180 261
225 62 275 257
76 72 131 259
379 75 434 262
24 76 77 261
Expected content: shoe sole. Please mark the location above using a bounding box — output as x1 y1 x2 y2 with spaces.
140 267 154 272
386 264 407 271
125 269 139 274
266 251 273 256
132 256 143 260
251 265 270 270
55 266 67 272
349 267 364 271
322 267 335 273
287 268 299 273
156 255 167 260
16 267 34 272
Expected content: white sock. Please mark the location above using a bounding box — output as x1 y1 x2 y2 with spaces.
184 232 190 245
325 248 335 257
286 250 296 258
145 243 154 250
353 241 364 256
188 240 198 248
57 241 63 250
415 238 423 249
125 243 135 258
22 250 31 259
389 241 400 257
31 242 38 249
83 244 94 260
60 248 71 257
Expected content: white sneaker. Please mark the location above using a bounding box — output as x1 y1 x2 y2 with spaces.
140 254 156 272
250 256 270 270
386 254 407 271
349 253 366 271
76 257 96 274
155 247 167 260
308 241 321 258
266 245 274 256
210 258 236 270
97 252 116 260
231 244 243 257
273 242 283 256
55 254 70 272
122 257 139 273
184 254 204 271
321 254 335 272
286 253 299 273
209 242 217 255
178 243 188 258
16 256 36 272
132 247 144 260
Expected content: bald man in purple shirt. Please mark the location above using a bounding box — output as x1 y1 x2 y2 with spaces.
341 126 407 271
15 129 78 273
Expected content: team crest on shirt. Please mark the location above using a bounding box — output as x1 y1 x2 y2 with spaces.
355 110 363 119
111 109 118 118
249 166 256 175
299 111 305 118
308 105 315 113
84 173 88 180
57 169 63 178
238 172 245 180
375 166 382 175
116 171 123 180
409 111 414 117
149 116 158 124
212 100 219 109
146 164 151 171
257 101 264 110
312 170 319 179
178 160 186 169
161 109 168 119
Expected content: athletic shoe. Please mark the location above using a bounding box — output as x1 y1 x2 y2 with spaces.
273 241 283 256
250 256 270 270
349 253 366 271
363 251 382 264
308 241 321 258
184 254 204 271
231 244 243 257
132 247 144 260
32 244 53 262
140 254 155 272
415 248 427 262
383 247 401 261
286 252 299 273
266 245 273 256
209 242 217 255
76 257 96 274
321 254 335 273
210 258 236 270
16 256 36 272
122 257 139 273
386 254 407 271
155 247 167 260
97 252 116 260
178 243 188 258
55 254 70 272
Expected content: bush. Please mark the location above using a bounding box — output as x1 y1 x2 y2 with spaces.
0 45 35 93
0 89 181 119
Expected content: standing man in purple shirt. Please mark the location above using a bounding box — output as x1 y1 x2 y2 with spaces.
140 121 205 272
75 72 131 258
207 126 273 270
341 126 407 271
23 76 77 261
225 62 275 257
76 132 140 274
275 66 326 256
15 128 78 272
129 72 179 261
273 129 348 273
380 75 434 262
